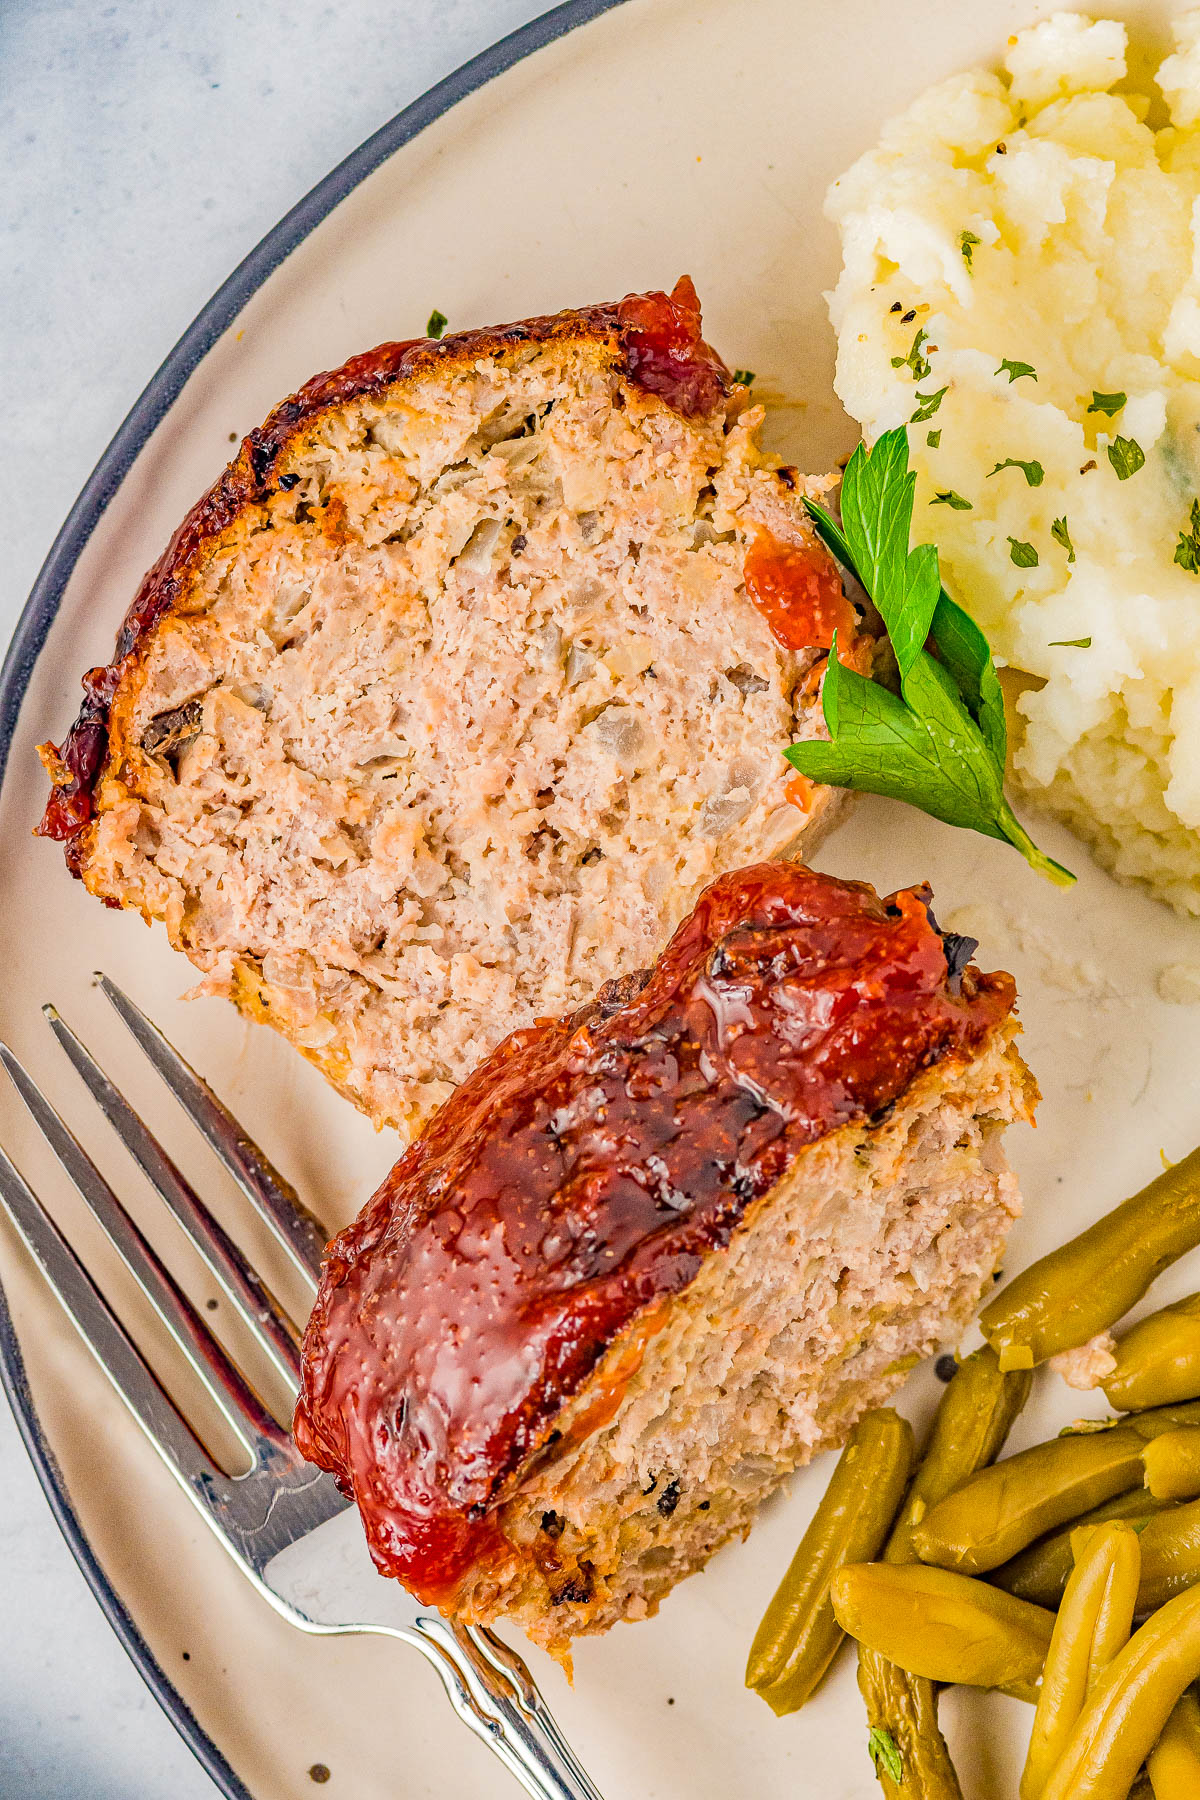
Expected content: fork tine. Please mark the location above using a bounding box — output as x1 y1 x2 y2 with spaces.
43 1005 302 1399
95 973 326 1292
0 1132 226 1492
0 1041 287 1459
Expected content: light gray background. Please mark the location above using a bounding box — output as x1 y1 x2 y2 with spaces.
2 4 549 1793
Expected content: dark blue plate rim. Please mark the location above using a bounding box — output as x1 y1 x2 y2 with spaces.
0 3 626 1794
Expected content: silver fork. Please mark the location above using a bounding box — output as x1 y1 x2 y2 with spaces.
0 975 603 1800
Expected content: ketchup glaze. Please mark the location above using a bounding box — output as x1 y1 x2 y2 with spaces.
294 863 1015 1608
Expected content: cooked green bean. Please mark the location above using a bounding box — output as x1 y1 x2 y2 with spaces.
1144 1429 1200 1503
1105 1294 1200 1411
1122 1400 1200 1440
1020 1522 1141 1799
831 1562 1055 1689
991 1489 1175 1609
1041 1587 1200 1800
912 1428 1145 1573
885 1347 1034 1565
856 1656 961 1799
980 1144 1200 1372
1147 1687 1200 1798
857 1346 1031 1798
746 1408 913 1713
1137 1497 1200 1612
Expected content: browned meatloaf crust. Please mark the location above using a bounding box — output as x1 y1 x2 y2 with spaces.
38 280 874 1137
295 862 1035 1654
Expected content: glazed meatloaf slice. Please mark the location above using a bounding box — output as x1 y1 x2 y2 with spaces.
294 862 1035 1657
38 280 871 1138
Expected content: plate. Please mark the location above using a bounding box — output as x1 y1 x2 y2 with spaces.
4 1 1199 1794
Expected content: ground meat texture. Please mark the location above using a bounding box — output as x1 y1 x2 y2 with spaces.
294 864 1036 1655
38 283 868 1137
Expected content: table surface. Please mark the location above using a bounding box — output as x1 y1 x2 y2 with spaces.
1 3 548 1793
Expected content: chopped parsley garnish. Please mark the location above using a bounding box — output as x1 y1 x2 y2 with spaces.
891 326 932 381
1009 537 1039 568
1049 638 1091 648
1175 499 1200 573
988 458 1044 488
868 1729 903 1784
1107 436 1145 480
1051 516 1076 563
960 229 982 269
732 368 756 386
927 429 942 448
930 489 972 509
426 309 448 339
1088 389 1126 417
791 428 1072 886
998 359 1037 383
911 385 947 423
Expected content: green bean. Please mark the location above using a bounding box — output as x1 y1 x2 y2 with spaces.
991 1489 1175 1609
1021 1523 1141 1798
1122 1399 1200 1440
1137 1498 1200 1612
831 1562 1055 1689
1105 1294 1200 1411
856 1656 961 1799
857 1347 1031 1798
1041 1587 1200 1800
745 1409 913 1713
912 1429 1145 1574
981 1144 1200 1372
884 1347 1034 1565
1147 1687 1200 1798
1144 1430 1200 1503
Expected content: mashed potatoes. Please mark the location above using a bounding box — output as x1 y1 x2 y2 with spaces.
827 11 1200 913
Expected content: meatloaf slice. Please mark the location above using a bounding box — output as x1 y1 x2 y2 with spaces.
37 280 871 1138
294 862 1035 1657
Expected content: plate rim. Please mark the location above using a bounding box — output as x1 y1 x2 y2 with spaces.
0 3 627 1793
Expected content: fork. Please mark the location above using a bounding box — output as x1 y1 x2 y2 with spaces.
0 974 603 1800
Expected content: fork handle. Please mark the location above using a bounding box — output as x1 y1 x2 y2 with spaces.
410 1616 605 1800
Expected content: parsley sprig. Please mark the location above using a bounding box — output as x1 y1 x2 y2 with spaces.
788 429 1074 886
868 1728 903 1783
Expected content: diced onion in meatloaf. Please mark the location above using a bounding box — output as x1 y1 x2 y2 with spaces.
39 282 871 1137
294 862 1036 1655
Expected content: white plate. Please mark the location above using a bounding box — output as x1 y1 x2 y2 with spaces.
4 1 1199 1794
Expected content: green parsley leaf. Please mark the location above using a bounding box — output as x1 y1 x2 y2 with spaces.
1008 537 1039 568
931 489 972 509
1107 436 1145 480
891 326 932 381
988 457 1044 487
1088 389 1126 417
867 1728 904 1784
911 385 947 423
930 593 1007 767
998 359 1037 383
1051 517 1076 563
1175 498 1200 574
732 368 756 386
810 434 939 679
960 229 982 270
426 309 448 339
1049 637 1091 648
796 427 1073 886
927 429 942 448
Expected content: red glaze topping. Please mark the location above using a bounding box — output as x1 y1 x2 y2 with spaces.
743 524 858 654
294 863 1015 1607
39 283 729 860
615 275 730 419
